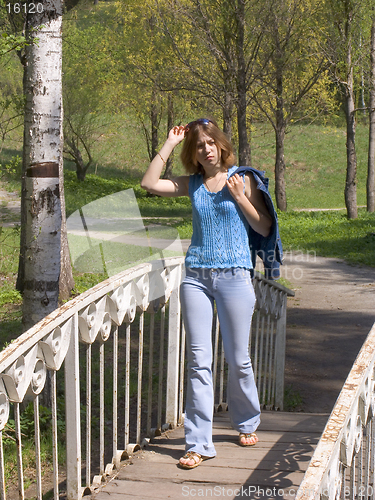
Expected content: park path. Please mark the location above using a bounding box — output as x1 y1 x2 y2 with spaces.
281 252 375 413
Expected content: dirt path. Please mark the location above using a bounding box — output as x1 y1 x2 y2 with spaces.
281 252 375 413
0 184 20 227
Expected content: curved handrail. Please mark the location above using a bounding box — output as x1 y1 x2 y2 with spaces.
296 321 375 500
0 257 294 499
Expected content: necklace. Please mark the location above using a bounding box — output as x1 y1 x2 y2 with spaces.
204 171 226 193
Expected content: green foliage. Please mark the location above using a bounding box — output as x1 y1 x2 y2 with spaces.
4 403 52 446
71 272 108 296
0 283 21 307
284 385 303 411
0 154 21 179
62 17 121 178
64 170 192 218
0 226 22 345
3 401 67 493
0 30 27 57
252 122 370 209
0 48 24 153
0 225 19 274
279 209 375 267
64 170 140 217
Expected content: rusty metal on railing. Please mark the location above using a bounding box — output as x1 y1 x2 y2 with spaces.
296 321 375 500
0 257 293 500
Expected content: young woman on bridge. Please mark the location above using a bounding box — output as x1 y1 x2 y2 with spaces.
141 118 272 469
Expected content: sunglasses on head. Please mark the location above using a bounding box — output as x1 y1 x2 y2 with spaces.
185 118 212 132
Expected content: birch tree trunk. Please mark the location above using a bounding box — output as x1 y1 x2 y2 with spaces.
22 0 64 330
368 16 375 213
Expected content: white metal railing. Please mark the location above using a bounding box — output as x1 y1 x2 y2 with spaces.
0 257 293 500
296 321 375 500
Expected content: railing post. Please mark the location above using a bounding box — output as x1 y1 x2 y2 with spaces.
274 292 287 411
165 265 181 428
64 313 82 500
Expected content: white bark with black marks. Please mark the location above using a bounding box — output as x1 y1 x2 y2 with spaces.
22 1 63 329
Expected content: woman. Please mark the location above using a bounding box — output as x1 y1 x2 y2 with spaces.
141 118 272 469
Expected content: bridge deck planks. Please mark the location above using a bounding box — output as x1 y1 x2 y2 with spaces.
91 412 328 500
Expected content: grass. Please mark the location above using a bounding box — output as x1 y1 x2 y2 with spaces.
251 122 370 209
279 209 375 267
284 385 304 412
0 226 22 339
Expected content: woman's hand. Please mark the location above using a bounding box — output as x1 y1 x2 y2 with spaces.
167 125 186 148
141 124 189 197
227 173 272 237
226 173 245 202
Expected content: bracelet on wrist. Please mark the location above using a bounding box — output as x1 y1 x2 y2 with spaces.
157 152 166 164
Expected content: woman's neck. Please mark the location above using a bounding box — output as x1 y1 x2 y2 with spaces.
203 163 226 180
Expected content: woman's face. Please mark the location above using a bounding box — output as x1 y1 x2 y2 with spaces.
195 131 221 172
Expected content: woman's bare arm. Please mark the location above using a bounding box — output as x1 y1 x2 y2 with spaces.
226 173 272 237
141 126 189 197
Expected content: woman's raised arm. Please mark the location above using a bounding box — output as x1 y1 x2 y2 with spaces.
141 126 189 197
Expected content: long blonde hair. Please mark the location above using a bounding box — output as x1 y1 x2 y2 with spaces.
180 119 235 174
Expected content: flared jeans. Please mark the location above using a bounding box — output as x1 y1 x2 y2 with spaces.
180 267 261 457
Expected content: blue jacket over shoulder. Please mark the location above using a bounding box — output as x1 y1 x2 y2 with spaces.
229 166 283 280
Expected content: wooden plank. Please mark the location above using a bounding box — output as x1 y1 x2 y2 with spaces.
213 412 328 432
91 412 328 500
95 481 305 500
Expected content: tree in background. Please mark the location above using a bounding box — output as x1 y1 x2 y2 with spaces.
158 0 272 166
0 0 27 56
323 0 373 219
0 1 26 153
0 57 24 155
367 12 375 212
113 0 195 177
251 0 331 211
62 20 119 180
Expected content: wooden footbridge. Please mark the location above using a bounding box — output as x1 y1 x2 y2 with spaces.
1 256 374 500
91 411 328 500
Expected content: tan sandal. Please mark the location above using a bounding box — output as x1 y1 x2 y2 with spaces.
239 432 258 447
178 451 207 469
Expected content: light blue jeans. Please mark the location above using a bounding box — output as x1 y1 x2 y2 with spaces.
180 267 261 457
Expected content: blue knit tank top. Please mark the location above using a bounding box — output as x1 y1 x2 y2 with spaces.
185 166 252 269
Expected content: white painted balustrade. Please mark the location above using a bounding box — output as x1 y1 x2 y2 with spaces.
0 257 293 499
296 321 375 500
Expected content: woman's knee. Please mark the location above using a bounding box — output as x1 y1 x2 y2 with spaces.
226 355 253 375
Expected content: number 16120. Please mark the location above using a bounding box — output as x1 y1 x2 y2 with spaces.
6 3 44 14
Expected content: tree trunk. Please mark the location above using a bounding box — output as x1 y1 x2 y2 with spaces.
151 90 158 161
275 124 287 212
222 91 233 141
163 93 174 179
367 17 375 213
344 65 358 219
21 1 64 330
59 168 74 301
16 61 30 293
274 63 287 211
235 0 251 166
